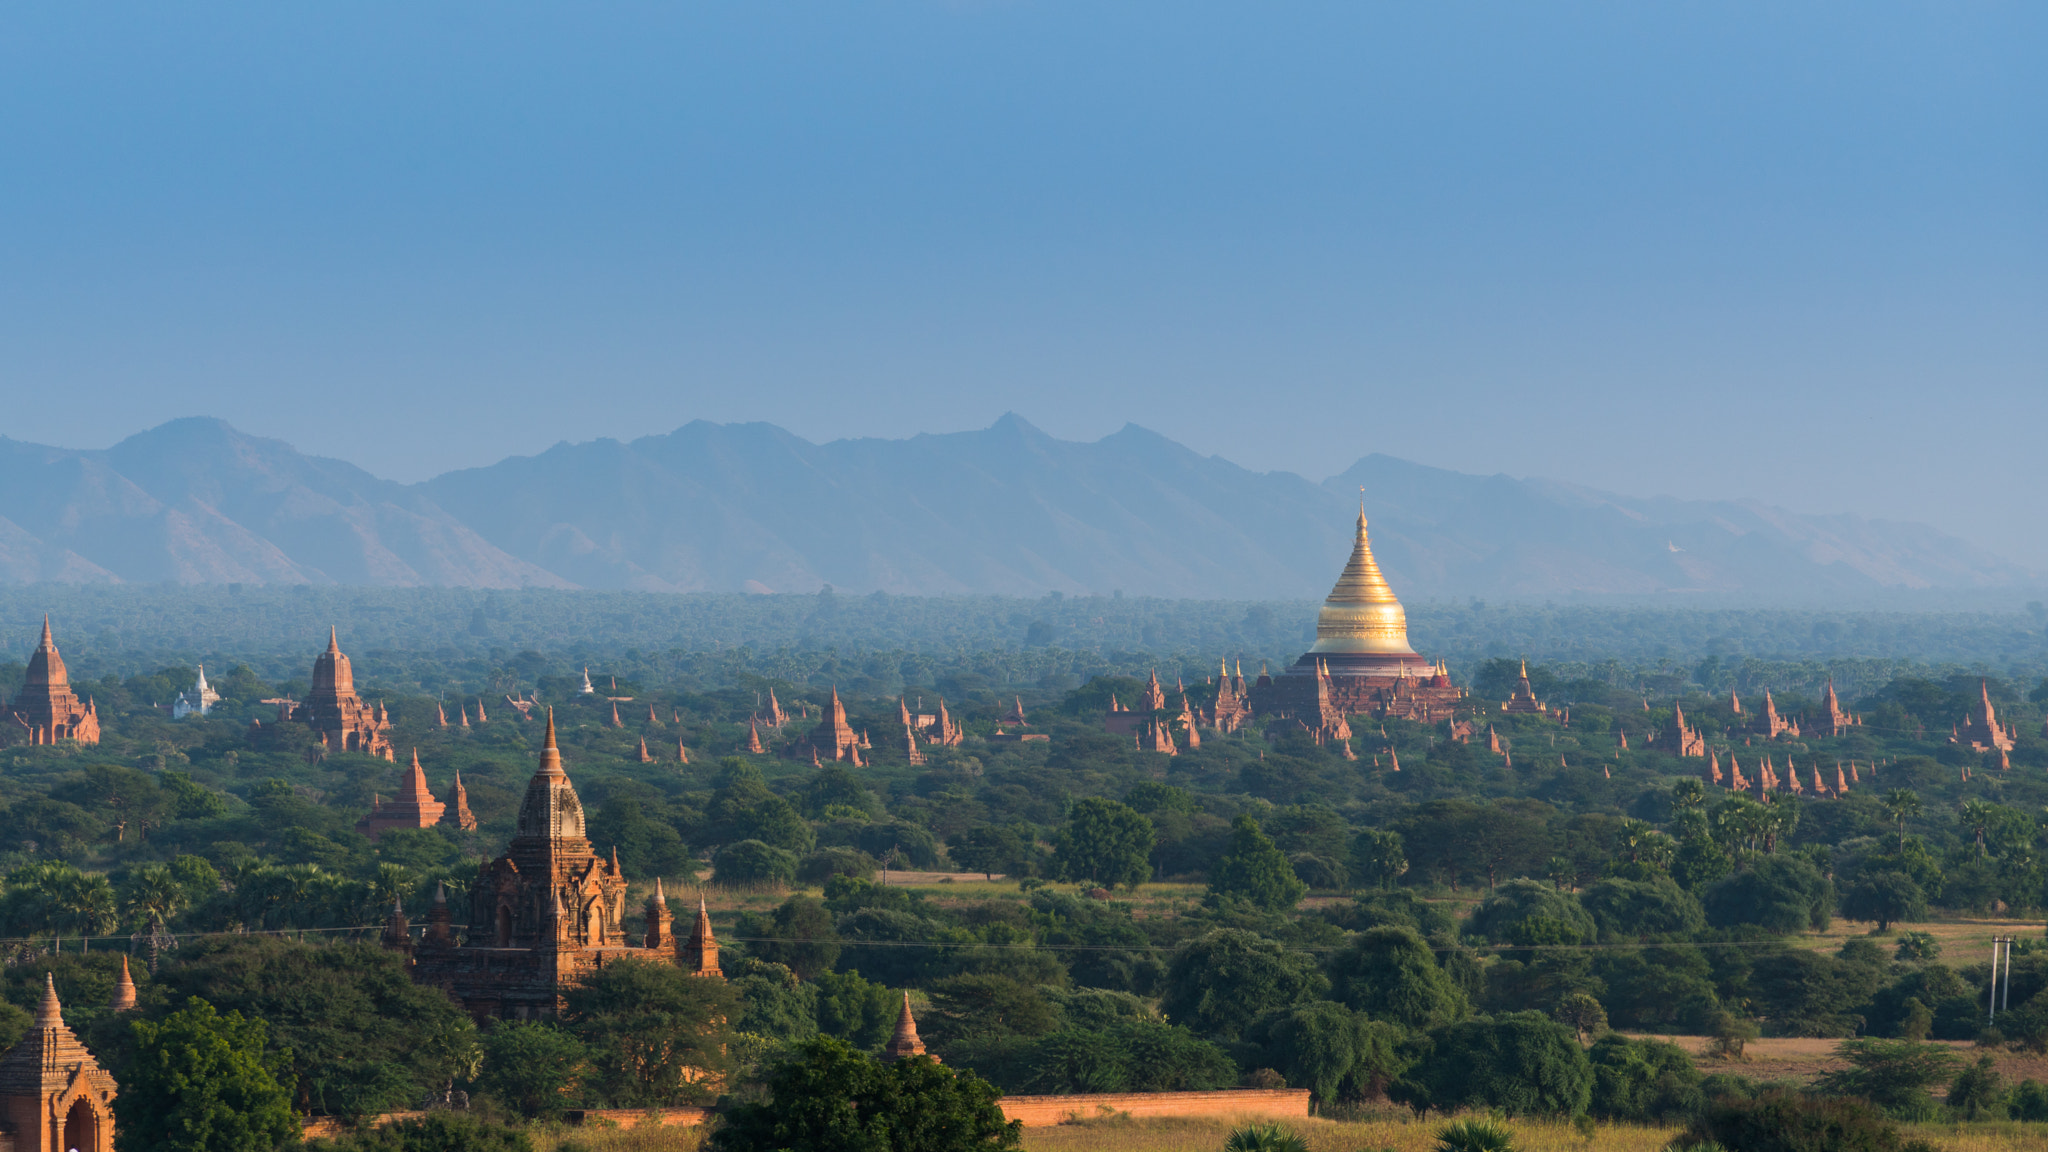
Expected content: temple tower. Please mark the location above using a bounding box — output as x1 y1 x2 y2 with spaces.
4 617 101 748
356 750 448 840
883 992 933 1062
0 975 118 1152
1251 507 1461 723
291 628 394 758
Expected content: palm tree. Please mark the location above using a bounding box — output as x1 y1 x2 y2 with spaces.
1880 788 1923 851
1958 799 1995 856
123 863 189 971
53 872 119 939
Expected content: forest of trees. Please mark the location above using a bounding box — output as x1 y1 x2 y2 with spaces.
5 608 2048 1147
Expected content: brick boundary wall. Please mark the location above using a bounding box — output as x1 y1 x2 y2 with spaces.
301 1091 1306 1139
997 1088 1313 1127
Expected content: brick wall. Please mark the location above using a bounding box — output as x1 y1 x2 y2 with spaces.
301 1091 1305 1139
998 1088 1312 1127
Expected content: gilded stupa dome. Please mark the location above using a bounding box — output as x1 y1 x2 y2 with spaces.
1306 510 1419 658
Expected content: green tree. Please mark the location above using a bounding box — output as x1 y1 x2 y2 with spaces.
707 760 814 853
1878 789 1923 852
739 895 842 979
1350 829 1408 890
1554 993 1608 1043
1815 1039 1961 1119
1579 876 1705 941
1465 878 1596 946
1948 1056 2006 1120
151 936 479 1118
1160 929 1327 1041
716 840 799 887
950 825 1034 881
1394 1012 1593 1118
711 1035 1021 1152
925 974 1061 1044
1839 872 1926 933
1586 1033 1702 1122
1702 856 1834 934
1052 799 1154 889
1325 926 1467 1030
561 956 740 1107
1250 1001 1408 1104
813 969 900 1049
1209 815 1307 911
475 1022 587 1119
118 996 298 1152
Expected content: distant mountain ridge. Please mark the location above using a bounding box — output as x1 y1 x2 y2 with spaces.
0 416 2029 600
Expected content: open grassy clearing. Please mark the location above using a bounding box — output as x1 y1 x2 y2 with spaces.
1629 1035 2048 1093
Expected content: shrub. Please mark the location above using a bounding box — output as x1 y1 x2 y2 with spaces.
309 1114 535 1152
1946 1055 2006 1120
1222 1123 1308 1152
1433 1118 1515 1152
2010 1078 2048 1121
1588 1033 1704 1123
1683 1091 1938 1152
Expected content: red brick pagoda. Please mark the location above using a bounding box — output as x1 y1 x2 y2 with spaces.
0 975 118 1152
3 618 101 748
283 628 394 759
355 750 448 841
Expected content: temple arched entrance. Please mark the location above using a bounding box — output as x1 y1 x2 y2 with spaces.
64 1095 101 1152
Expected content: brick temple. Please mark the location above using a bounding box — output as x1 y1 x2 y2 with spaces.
0 975 118 1152
398 710 720 1020
276 629 394 759
3 618 101 748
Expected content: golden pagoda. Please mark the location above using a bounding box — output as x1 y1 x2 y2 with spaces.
1251 503 1462 723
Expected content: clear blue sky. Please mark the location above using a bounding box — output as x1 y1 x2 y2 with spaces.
3 4 2042 563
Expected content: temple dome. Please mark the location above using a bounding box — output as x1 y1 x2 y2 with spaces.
1307 511 1419 658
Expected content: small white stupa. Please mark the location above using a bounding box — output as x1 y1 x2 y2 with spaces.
172 665 222 719
579 667 596 695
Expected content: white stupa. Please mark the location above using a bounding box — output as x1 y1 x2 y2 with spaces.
579 667 596 695
172 665 222 719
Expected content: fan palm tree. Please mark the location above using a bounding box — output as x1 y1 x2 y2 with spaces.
1880 789 1923 851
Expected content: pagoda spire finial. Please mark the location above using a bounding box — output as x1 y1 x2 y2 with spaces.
328 625 341 654
40 614 53 647
38 971 62 1026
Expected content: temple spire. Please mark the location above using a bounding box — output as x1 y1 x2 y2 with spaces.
37 972 62 1026
110 955 139 1012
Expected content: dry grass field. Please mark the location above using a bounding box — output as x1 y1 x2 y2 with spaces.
523 1113 2046 1152
1636 1034 2048 1093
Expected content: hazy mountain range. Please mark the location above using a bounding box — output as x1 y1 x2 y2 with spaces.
0 416 2030 601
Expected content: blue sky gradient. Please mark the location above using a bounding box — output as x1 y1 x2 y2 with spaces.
2 3 2042 562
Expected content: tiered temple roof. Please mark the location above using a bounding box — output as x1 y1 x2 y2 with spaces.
407 710 721 1021
1808 679 1860 738
0 974 118 1152
355 750 448 840
807 688 864 765
1954 680 2017 753
288 628 394 759
4 618 100 748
